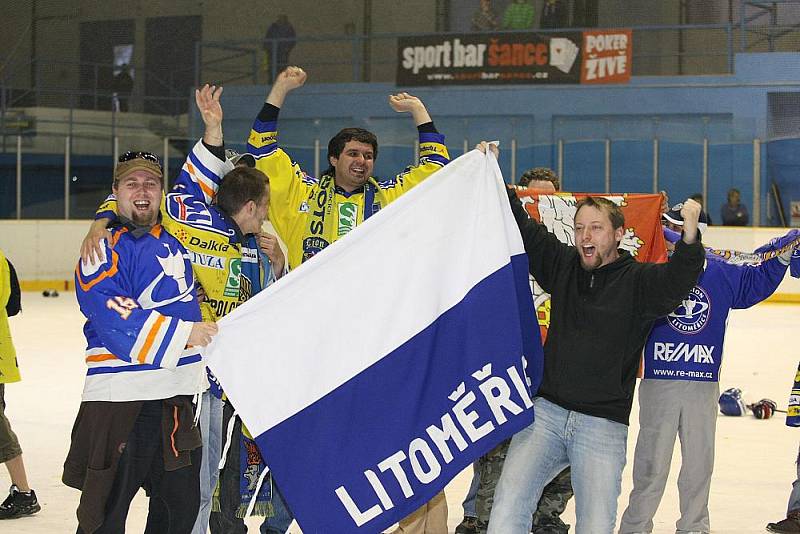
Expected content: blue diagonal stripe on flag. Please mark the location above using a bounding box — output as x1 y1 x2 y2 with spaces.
205 149 543 533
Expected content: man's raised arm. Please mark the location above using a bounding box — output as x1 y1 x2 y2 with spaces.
266 66 307 109
388 92 432 127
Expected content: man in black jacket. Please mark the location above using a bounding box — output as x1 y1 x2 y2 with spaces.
486 173 705 534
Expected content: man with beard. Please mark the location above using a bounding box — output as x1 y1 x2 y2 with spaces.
486 155 705 534
80 85 288 534
65 150 219 533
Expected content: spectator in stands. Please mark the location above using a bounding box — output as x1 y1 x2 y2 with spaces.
690 193 713 225
502 0 535 30
0 251 40 521
264 15 296 84
471 0 499 32
572 0 599 27
541 0 568 29
721 188 749 226
112 64 134 112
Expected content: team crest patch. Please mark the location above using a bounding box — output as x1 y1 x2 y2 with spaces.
667 285 711 334
302 237 329 263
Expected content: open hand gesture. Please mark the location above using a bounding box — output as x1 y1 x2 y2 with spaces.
388 92 432 126
195 84 224 129
388 92 423 113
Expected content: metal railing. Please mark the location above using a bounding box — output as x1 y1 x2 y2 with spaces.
0 133 197 220
1 128 774 226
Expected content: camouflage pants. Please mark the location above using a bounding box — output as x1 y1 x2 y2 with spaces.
474 439 573 534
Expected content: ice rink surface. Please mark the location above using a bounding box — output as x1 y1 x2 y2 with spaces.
3 291 798 533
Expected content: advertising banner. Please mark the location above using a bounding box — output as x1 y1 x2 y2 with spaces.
397 29 631 86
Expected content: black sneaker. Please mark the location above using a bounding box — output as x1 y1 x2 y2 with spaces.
768 510 800 533
0 485 41 519
455 516 479 534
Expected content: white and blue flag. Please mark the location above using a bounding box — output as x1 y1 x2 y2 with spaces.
205 149 543 533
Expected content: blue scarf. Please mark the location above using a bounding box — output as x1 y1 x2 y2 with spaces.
211 234 278 517
663 227 800 274
234 234 274 516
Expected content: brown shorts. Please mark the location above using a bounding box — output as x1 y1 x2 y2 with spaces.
0 384 22 463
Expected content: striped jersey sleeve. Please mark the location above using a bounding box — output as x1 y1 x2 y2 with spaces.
788 362 800 427
171 139 235 205
249 103 314 257
377 128 450 201
247 110 279 159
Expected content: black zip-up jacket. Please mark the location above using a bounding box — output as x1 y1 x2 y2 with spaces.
508 190 705 424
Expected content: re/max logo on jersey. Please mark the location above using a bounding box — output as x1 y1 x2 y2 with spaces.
653 342 715 364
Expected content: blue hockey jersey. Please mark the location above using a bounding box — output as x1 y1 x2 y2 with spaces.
643 235 789 382
75 224 204 401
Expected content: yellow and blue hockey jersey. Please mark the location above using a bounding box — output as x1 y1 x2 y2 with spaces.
247 103 450 269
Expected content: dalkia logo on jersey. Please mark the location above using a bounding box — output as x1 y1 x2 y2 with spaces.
667 286 711 334
189 236 231 253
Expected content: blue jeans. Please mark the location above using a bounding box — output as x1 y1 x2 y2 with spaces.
462 460 481 518
192 391 224 534
487 397 628 534
788 442 800 514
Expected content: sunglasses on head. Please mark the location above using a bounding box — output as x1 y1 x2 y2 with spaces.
118 151 162 169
